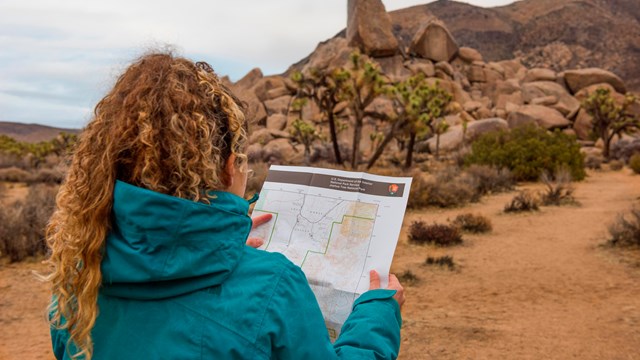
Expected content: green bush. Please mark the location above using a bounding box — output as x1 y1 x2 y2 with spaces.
630 154 640 174
465 125 586 181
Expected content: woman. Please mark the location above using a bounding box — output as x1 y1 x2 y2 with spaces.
46 52 404 359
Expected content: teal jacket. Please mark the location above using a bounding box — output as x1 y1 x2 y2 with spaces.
51 180 402 359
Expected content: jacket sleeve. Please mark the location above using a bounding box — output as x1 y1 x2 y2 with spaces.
50 326 67 360
258 262 401 360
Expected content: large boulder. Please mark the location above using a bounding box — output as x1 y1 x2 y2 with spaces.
233 68 263 91
563 68 626 95
264 96 292 115
423 118 508 153
302 38 353 72
405 58 435 77
347 0 398 57
507 105 571 130
521 81 581 118
253 76 287 102
457 47 483 63
266 114 288 131
262 138 304 164
410 20 459 63
523 68 556 83
376 55 411 82
573 108 593 140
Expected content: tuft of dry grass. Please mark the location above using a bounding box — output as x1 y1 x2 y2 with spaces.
451 213 493 234
424 255 455 270
397 270 420 286
540 168 576 206
608 208 640 247
504 191 540 213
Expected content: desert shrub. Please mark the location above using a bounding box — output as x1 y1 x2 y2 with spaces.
397 270 420 285
584 154 602 170
0 184 58 262
424 176 477 208
465 165 514 195
408 221 463 246
608 160 624 171
504 191 539 213
540 168 576 206
29 168 64 184
608 208 640 247
451 213 493 233
424 255 455 270
630 154 640 174
406 169 430 209
465 125 585 181
0 167 31 182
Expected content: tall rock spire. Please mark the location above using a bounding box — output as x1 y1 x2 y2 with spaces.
346 0 399 57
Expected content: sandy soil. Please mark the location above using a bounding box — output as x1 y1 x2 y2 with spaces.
1 170 639 359
394 169 640 360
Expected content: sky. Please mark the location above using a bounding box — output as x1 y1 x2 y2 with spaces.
0 0 516 129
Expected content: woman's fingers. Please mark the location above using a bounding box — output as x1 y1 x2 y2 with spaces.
387 274 405 309
369 270 381 290
246 237 264 248
251 213 273 229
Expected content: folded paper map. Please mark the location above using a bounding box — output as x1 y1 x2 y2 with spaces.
249 165 411 340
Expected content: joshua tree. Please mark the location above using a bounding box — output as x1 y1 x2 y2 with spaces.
289 118 320 166
366 74 452 169
341 52 387 169
291 68 350 165
581 87 639 159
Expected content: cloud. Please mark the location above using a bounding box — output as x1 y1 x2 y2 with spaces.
0 0 514 128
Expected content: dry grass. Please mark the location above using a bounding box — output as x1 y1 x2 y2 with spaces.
0 184 58 262
451 213 493 234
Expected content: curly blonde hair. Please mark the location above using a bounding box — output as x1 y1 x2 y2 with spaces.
45 52 247 359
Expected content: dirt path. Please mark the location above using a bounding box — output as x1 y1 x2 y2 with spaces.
394 169 640 359
0 260 50 360
1 170 639 359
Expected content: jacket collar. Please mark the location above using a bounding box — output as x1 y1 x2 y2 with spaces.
100 180 253 299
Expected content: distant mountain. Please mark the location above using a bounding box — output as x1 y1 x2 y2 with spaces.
386 0 640 91
0 121 79 143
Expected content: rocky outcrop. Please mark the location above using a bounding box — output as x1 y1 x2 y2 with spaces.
507 105 571 130
237 0 638 164
347 0 398 57
563 68 627 95
389 0 640 91
409 20 459 62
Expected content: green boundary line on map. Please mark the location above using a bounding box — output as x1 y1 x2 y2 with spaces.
299 214 374 268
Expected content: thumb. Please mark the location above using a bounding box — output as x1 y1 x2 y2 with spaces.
369 270 381 290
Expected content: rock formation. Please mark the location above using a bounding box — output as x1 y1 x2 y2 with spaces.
346 0 398 57
230 0 639 166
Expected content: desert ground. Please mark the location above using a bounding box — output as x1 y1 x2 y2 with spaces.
1 169 639 359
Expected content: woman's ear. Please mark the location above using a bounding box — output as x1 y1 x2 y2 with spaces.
223 154 237 187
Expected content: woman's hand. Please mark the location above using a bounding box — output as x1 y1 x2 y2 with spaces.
246 213 273 248
369 270 405 309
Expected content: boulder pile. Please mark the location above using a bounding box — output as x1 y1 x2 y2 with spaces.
230 0 638 166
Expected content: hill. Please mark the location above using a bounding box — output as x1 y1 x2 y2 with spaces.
388 0 640 91
0 121 79 143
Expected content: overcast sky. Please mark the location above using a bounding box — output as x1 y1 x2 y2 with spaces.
0 0 515 129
